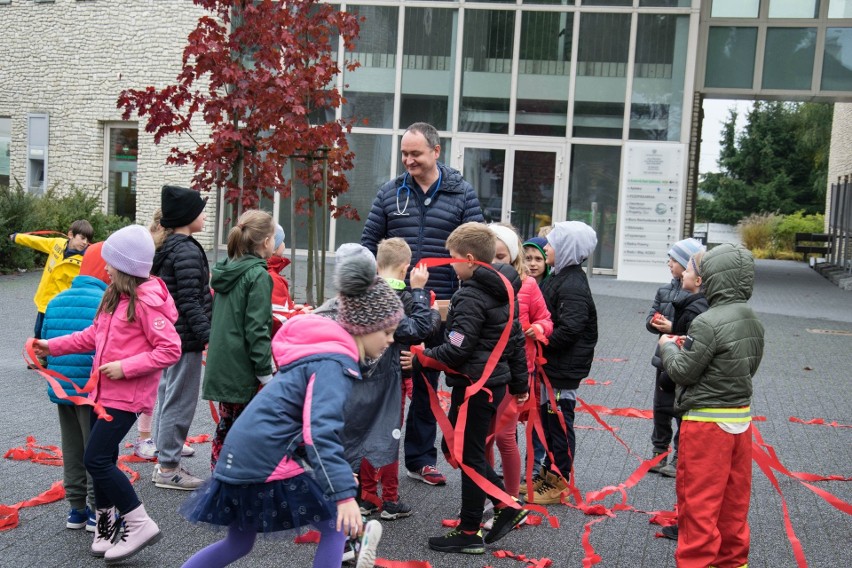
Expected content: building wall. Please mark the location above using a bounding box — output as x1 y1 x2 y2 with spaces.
826 103 852 228
0 0 214 247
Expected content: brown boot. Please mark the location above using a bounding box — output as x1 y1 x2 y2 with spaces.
519 467 549 496
526 470 561 503
532 475 569 505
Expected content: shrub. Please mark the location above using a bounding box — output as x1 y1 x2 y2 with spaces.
774 211 825 251
0 183 130 274
738 213 781 251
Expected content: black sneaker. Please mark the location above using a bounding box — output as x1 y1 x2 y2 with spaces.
484 502 528 544
380 500 412 520
359 500 379 517
661 524 679 540
428 529 485 554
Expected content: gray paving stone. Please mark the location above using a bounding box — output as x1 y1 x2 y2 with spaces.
0 259 849 567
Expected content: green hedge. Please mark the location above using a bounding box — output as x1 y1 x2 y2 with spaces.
0 184 130 274
737 211 825 260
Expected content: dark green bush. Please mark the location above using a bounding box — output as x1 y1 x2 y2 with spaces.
774 211 825 251
0 183 130 274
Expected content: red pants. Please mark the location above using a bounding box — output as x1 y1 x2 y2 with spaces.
485 394 521 498
676 421 751 568
360 458 399 503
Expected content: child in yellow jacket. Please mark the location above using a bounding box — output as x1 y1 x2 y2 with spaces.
10 219 93 340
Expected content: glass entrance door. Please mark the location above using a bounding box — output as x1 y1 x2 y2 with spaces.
456 141 564 240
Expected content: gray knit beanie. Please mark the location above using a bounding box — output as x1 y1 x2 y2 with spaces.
102 224 155 278
668 238 705 269
334 244 403 335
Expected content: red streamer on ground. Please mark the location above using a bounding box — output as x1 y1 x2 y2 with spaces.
0 481 65 531
581 517 605 567
789 416 852 428
293 530 321 543
577 403 654 420
493 549 553 567
185 434 211 444
375 560 433 568
581 379 612 386
4 436 63 466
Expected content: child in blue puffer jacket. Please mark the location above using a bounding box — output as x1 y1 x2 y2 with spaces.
40 242 109 532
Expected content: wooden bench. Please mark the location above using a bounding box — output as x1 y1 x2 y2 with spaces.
794 232 832 260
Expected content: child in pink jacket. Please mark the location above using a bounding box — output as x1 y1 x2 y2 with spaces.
34 224 181 564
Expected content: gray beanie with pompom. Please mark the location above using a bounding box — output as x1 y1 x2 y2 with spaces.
334 244 404 335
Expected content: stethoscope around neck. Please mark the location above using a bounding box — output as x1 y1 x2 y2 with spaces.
394 170 442 216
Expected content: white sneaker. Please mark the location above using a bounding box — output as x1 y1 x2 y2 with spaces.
181 443 195 457
133 438 157 461
355 520 382 568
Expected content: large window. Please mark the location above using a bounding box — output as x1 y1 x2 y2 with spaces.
106 125 137 220
343 5 398 129
0 117 9 187
568 144 621 269
822 27 852 90
762 28 817 90
401 8 458 130
573 13 631 139
460 9 515 134
630 15 689 141
704 27 758 88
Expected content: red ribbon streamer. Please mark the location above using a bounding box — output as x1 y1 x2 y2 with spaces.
0 481 65 531
4 436 63 467
23 338 112 422
789 416 852 429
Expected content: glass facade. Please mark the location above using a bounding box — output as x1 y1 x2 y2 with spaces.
822 27 852 90
0 117 9 188
768 0 819 19
106 126 138 220
705 27 758 88
711 0 760 18
762 28 817 90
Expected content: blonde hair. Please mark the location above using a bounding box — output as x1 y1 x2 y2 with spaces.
689 251 706 278
227 210 274 259
377 238 411 271
98 271 146 322
446 222 495 264
537 225 553 238
492 221 527 277
148 208 171 250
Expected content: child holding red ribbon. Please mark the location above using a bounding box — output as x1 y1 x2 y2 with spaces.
39 242 109 532
658 243 764 568
33 224 182 563
646 237 705 476
417 222 529 555
487 223 552 505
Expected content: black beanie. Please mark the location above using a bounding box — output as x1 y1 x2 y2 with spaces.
160 185 207 229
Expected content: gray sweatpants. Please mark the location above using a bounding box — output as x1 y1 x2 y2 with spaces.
154 351 203 469
57 404 95 510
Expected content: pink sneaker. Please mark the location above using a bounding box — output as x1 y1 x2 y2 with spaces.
406 465 446 486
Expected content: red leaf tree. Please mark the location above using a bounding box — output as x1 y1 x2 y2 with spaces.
117 0 362 286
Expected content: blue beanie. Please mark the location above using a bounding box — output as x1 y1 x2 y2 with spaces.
274 224 286 251
668 238 705 269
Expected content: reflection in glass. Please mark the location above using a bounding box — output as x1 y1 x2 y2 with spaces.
343 6 398 129
829 0 852 17
630 15 689 141
460 10 515 134
568 145 620 269
107 128 138 220
640 0 691 6
511 151 556 238
516 12 572 137
463 148 506 224
711 0 760 18
333 134 393 248
582 0 631 6
573 13 630 139
762 28 816 90
0 117 10 187
768 0 819 18
704 27 758 88
822 28 852 91
401 8 458 130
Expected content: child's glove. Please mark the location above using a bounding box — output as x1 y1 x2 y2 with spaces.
9 233 17 242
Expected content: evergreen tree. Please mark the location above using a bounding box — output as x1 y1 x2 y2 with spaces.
697 101 832 224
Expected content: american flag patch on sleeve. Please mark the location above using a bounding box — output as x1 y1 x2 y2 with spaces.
448 330 465 347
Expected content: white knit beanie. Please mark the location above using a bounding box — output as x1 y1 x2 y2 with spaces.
488 224 520 262
102 225 155 278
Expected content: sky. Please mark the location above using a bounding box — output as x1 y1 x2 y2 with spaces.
698 99 753 174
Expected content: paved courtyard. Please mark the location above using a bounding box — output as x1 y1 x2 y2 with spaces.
0 259 849 567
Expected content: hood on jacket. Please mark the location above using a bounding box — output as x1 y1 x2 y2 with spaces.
546 221 597 273
469 262 521 300
137 277 179 321
211 254 268 294
71 274 109 294
272 314 359 368
267 255 291 274
700 243 755 307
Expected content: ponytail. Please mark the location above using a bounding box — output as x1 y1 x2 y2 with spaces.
227 210 274 259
